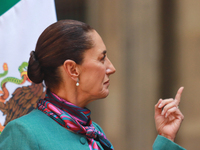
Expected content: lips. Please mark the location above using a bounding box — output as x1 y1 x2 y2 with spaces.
104 80 109 85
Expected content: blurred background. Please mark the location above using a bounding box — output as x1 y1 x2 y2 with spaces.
54 0 200 149
1 0 200 149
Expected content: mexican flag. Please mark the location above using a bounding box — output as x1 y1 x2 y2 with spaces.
0 0 57 133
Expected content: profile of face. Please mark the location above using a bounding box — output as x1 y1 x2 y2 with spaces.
78 30 116 101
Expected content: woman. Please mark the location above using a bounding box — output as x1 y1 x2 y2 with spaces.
0 20 185 150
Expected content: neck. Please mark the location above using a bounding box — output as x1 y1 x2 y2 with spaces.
50 84 93 108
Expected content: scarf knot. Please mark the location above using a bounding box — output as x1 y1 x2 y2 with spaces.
85 126 98 139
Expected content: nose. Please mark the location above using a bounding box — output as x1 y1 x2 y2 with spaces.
106 58 116 75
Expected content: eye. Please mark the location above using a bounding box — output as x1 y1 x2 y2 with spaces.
101 55 106 62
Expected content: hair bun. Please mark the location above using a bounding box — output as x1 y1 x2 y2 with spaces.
30 51 37 61
27 51 44 83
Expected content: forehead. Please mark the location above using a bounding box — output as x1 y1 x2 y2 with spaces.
90 30 106 50
84 30 106 57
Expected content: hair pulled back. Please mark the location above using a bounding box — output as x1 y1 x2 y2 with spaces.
28 20 94 89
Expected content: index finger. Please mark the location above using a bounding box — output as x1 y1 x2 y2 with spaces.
174 87 184 105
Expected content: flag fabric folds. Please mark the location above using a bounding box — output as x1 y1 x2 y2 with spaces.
0 0 57 128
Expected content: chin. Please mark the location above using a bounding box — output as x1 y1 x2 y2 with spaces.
93 89 109 100
101 90 109 98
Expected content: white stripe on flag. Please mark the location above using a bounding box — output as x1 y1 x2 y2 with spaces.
0 0 57 125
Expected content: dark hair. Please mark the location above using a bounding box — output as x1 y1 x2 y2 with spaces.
28 20 94 89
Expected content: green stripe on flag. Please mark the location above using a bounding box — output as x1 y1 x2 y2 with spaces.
0 0 20 16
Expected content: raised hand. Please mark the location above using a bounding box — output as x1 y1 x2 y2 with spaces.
154 87 184 141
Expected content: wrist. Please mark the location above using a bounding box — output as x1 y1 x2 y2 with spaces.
159 133 175 142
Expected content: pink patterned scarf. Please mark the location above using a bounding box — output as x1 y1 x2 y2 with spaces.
37 89 114 150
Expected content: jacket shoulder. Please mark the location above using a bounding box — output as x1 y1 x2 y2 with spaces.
0 109 90 150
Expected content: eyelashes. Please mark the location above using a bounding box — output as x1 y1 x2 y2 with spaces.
101 55 106 62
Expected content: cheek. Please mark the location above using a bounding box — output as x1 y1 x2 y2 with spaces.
80 66 106 90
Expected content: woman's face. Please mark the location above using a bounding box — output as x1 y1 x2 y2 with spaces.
78 30 116 101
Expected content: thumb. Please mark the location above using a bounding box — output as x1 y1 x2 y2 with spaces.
155 99 163 116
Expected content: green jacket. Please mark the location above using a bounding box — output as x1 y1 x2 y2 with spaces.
0 109 105 150
0 109 185 150
153 135 186 150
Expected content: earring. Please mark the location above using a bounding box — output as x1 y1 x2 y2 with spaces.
76 78 79 86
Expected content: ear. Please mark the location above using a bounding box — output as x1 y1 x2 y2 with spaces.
62 60 79 81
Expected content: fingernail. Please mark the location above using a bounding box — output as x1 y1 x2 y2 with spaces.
158 103 162 108
165 113 168 118
161 111 164 116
